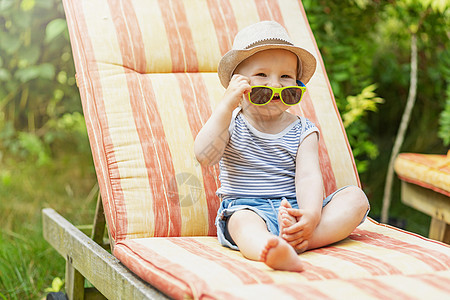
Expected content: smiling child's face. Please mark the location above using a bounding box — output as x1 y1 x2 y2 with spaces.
234 49 298 111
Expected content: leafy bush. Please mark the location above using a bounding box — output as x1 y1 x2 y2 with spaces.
304 0 448 176
438 96 450 146
304 0 388 172
343 84 384 173
438 52 450 146
0 0 85 165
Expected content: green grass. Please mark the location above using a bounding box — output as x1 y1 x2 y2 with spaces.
0 143 433 299
0 150 97 299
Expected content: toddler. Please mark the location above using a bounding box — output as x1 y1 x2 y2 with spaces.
194 21 369 272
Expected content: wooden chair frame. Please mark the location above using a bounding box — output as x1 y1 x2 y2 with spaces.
43 196 168 300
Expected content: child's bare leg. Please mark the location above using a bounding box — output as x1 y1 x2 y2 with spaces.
286 186 369 252
307 186 368 250
227 209 304 272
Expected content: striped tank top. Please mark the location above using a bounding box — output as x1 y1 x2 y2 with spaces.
216 108 319 199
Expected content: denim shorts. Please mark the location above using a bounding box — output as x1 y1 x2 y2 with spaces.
215 185 369 250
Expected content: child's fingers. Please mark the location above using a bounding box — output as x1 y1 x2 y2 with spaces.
285 208 304 218
228 79 252 95
230 74 251 92
230 74 250 86
281 217 295 226
294 240 308 253
287 237 306 249
223 75 252 107
282 229 304 242
283 221 303 234
281 212 296 226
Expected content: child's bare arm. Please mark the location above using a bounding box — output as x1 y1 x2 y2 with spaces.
194 75 251 166
282 133 322 250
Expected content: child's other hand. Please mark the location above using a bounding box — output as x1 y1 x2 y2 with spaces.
282 208 320 252
222 74 251 110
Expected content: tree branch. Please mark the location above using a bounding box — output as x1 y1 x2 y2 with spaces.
381 33 418 223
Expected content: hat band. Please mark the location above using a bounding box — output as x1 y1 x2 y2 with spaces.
244 38 293 50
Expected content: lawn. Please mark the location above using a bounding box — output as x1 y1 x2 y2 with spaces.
0 148 97 299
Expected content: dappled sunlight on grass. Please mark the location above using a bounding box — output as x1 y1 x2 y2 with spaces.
0 149 96 299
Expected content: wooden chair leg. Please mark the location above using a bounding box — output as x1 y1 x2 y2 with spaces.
91 193 106 245
429 217 450 244
65 256 85 300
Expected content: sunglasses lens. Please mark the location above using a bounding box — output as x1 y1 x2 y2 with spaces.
281 87 303 105
249 87 273 105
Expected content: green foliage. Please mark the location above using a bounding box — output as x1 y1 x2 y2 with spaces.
0 0 84 166
438 93 450 146
438 48 450 146
343 84 384 173
304 0 448 172
304 0 387 172
372 1 449 140
44 277 64 293
303 0 448 224
0 2 92 298
343 84 384 128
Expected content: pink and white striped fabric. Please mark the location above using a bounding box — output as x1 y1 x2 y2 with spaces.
65 0 358 243
114 220 450 299
62 0 450 298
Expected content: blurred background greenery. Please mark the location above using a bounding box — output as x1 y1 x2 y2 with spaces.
0 0 448 298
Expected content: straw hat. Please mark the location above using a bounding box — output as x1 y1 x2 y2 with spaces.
218 21 317 88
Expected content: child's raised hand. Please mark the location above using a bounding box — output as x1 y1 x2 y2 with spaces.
281 208 320 253
222 74 251 110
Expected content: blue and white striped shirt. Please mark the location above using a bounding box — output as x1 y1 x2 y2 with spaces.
216 108 319 199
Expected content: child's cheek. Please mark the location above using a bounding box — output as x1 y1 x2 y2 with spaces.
240 95 250 108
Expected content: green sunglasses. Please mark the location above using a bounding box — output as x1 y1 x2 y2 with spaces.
247 80 306 106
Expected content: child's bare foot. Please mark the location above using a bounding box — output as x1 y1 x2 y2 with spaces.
278 199 297 237
259 236 304 272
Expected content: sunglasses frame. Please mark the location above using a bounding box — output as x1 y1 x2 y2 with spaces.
247 80 306 106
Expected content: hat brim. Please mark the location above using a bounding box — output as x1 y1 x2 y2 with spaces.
217 44 317 88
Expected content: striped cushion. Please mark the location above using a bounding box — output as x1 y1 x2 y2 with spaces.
63 0 359 243
114 219 450 299
395 153 450 197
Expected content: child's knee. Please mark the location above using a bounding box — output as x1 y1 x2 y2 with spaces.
228 209 265 230
342 186 369 212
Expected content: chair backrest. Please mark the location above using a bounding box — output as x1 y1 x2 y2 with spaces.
62 0 360 245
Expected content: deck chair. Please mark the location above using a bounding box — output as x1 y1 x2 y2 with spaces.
43 0 450 299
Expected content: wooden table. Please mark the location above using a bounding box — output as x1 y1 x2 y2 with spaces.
400 181 450 243
395 152 450 243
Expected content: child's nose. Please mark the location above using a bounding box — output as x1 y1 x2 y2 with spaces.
269 78 282 88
